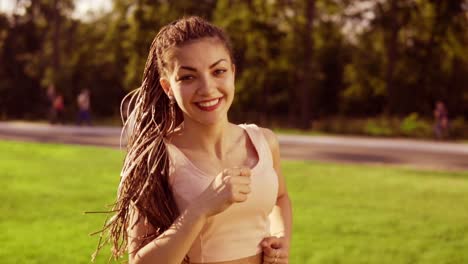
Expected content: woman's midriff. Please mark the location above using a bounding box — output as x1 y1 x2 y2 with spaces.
190 253 262 264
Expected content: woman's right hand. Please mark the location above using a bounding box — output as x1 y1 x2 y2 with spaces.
192 167 251 218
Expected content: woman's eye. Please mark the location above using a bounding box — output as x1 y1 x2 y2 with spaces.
178 75 194 82
214 69 227 76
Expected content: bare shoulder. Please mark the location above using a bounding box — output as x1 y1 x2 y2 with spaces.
259 127 283 177
259 127 279 151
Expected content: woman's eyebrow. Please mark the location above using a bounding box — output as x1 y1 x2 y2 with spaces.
209 59 227 68
180 65 197 72
179 59 227 72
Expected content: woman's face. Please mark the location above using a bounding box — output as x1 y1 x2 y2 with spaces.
160 37 235 126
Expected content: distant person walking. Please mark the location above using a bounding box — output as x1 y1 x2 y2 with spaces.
52 94 65 124
433 100 449 139
77 89 91 126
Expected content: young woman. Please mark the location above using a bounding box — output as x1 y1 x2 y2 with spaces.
95 16 292 264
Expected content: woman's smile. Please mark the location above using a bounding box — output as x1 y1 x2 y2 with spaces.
195 97 223 112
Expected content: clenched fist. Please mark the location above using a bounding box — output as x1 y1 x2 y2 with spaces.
193 167 251 218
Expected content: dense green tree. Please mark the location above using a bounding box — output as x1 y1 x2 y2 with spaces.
213 0 289 124
0 0 466 124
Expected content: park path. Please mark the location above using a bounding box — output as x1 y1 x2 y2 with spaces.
0 121 467 171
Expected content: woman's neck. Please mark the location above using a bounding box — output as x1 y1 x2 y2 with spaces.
175 117 238 159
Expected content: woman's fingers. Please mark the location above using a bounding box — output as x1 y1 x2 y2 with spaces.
222 167 252 189
229 183 251 202
224 175 251 185
222 167 251 178
263 247 288 258
261 236 281 249
236 184 251 194
263 249 288 264
197 167 252 216
261 237 289 264
239 167 251 177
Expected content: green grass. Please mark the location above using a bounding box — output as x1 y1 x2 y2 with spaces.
1 140 467 264
0 141 123 263
288 162 468 263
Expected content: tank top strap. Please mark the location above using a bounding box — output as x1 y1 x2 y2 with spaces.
163 140 183 186
238 124 273 168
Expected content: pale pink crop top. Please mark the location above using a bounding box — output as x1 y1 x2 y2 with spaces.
165 124 279 263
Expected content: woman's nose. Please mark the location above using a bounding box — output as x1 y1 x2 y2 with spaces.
197 74 217 96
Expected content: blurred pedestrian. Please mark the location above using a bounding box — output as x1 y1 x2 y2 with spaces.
77 88 91 126
52 94 65 124
433 100 449 139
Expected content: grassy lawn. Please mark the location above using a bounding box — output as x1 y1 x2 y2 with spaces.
1 140 467 264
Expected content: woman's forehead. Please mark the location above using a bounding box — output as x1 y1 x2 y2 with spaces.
166 38 231 70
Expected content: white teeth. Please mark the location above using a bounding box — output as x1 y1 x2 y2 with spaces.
198 98 219 107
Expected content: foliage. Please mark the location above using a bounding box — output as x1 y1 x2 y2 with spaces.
364 118 395 137
310 115 464 139
399 112 431 137
0 0 467 126
449 117 468 139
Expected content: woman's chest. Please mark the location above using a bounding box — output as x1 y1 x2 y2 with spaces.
182 143 258 177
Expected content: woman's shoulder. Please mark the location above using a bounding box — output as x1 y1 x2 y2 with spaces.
240 123 279 151
259 127 279 153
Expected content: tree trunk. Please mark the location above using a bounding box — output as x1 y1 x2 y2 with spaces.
53 0 61 84
385 0 399 114
419 0 442 110
299 0 315 129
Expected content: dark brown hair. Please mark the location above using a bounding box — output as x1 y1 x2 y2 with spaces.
91 16 233 262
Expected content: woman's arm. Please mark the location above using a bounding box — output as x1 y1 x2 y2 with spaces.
128 203 207 264
262 128 292 243
261 128 293 262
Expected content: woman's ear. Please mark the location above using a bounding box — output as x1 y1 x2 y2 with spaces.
232 64 236 78
160 78 173 97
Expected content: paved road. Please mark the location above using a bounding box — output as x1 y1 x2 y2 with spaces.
1 122 467 171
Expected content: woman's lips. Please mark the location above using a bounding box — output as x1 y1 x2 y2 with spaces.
195 97 222 111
